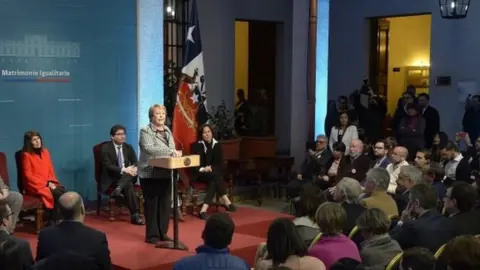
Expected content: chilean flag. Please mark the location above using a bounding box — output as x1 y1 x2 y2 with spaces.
172 0 208 154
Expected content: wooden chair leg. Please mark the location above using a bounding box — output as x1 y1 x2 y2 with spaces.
138 193 144 218
96 193 101 216
108 198 115 221
180 193 188 215
192 192 199 216
36 208 44 234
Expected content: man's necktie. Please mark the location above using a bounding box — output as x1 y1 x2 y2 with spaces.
117 146 124 167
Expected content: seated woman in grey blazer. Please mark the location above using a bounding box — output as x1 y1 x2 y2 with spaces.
138 104 183 244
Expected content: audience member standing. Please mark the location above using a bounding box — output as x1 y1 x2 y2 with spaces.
329 112 358 156
397 103 426 161
35 192 111 270
173 213 249 270
462 95 480 141
418 93 440 149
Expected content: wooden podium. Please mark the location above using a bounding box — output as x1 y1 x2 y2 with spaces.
148 155 200 250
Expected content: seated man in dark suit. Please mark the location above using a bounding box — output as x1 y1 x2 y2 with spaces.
172 213 249 270
36 192 112 270
101 125 144 225
287 135 332 197
337 139 371 183
0 203 34 270
443 182 480 236
395 165 423 214
390 183 454 253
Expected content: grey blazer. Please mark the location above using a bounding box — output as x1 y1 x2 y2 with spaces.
360 235 402 270
138 124 176 179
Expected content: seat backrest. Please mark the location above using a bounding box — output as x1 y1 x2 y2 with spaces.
308 232 323 250
0 152 10 186
93 141 110 185
435 244 447 259
385 252 403 270
14 150 24 192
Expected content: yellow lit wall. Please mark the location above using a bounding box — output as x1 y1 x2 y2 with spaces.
386 15 431 114
234 21 249 104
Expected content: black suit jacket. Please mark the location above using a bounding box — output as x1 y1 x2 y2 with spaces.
422 106 440 148
342 202 365 235
390 210 454 253
0 230 34 269
36 221 111 270
300 149 333 179
190 140 224 180
451 210 480 237
100 142 138 192
395 190 410 214
338 154 371 183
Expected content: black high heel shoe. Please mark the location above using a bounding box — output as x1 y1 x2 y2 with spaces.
221 204 237 212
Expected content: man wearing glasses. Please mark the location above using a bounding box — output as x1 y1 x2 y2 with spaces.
0 203 34 268
0 176 23 233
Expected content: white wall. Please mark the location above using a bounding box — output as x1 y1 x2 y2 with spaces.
329 0 479 138
198 0 309 168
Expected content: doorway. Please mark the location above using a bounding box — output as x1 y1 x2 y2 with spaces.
368 14 432 115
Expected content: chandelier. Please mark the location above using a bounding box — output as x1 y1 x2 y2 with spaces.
439 0 471 19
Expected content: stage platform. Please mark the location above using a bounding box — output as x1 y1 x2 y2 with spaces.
16 206 291 270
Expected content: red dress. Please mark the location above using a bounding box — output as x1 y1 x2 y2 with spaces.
22 148 60 209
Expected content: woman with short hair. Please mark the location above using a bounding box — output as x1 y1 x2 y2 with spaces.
356 208 402 270
308 202 361 269
293 185 326 246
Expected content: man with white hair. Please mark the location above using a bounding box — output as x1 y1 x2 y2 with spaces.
361 168 399 217
395 165 423 213
337 139 371 183
386 146 409 194
333 177 365 234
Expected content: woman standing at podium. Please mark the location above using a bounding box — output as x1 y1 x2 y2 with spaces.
138 104 182 244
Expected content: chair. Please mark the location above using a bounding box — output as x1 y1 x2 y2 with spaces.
385 252 403 270
435 244 447 259
93 142 144 221
13 151 45 233
348 225 359 239
308 232 323 250
190 160 234 215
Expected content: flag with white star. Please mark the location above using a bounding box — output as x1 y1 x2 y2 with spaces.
172 0 208 153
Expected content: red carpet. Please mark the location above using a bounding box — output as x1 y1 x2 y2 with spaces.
16 207 291 270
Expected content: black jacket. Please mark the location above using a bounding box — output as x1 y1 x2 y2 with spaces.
100 142 138 192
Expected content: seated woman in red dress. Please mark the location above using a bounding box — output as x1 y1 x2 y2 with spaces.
21 130 65 224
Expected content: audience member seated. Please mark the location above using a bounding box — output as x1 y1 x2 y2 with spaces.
329 111 358 156
431 131 448 163
390 183 454 252
394 165 423 213
386 146 409 194
255 218 325 270
440 140 471 182
33 250 100 270
0 175 23 233
355 208 402 270
337 140 370 183
21 130 66 224
360 168 399 217
397 103 425 161
191 124 237 220
0 238 24 270
423 162 446 204
385 137 398 157
173 213 249 270
330 258 365 270
371 140 391 169
287 135 332 198
332 177 364 235
293 185 325 247
316 142 347 189
308 202 361 269
101 125 144 225
443 235 480 270
35 192 112 270
0 204 34 269
462 133 480 172
443 182 480 236
400 247 436 270
414 148 431 172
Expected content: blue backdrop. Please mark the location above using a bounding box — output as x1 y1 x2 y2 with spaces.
0 0 137 200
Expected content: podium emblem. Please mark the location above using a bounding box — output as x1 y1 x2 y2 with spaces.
184 157 191 166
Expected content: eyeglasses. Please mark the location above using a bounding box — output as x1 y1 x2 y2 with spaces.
2 212 14 220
